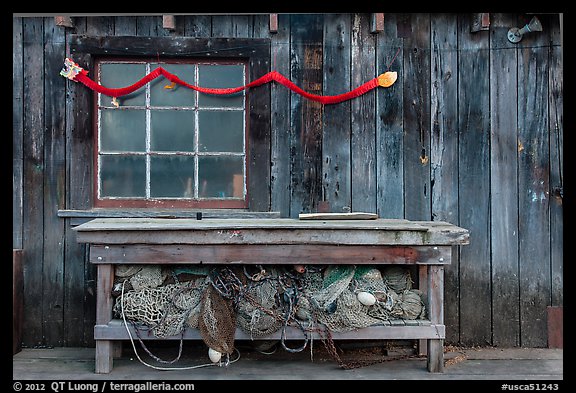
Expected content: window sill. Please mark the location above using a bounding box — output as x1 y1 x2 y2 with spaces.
58 208 280 226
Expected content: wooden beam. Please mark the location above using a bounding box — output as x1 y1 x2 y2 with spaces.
269 13 278 33
162 15 176 30
371 13 384 33
54 16 74 28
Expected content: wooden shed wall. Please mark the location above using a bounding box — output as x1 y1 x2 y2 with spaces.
12 13 563 348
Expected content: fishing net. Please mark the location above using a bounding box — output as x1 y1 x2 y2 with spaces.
382 266 413 292
197 285 237 355
112 264 426 360
236 269 284 338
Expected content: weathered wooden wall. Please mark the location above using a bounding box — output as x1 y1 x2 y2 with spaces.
13 13 563 348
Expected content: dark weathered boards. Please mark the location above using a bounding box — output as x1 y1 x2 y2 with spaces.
13 13 563 349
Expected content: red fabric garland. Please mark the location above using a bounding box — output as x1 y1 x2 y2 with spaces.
68 62 393 105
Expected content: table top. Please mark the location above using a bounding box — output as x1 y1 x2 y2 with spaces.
73 218 469 246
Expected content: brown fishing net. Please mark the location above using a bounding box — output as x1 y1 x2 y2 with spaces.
197 285 236 355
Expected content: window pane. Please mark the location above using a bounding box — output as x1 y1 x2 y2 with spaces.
150 110 195 152
198 156 244 198
150 63 196 107
198 64 244 108
150 155 195 198
198 111 244 152
100 109 146 152
100 63 146 106
100 155 146 197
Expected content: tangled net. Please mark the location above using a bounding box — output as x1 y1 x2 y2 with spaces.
112 264 426 358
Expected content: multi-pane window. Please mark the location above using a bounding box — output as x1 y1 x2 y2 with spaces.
95 59 247 208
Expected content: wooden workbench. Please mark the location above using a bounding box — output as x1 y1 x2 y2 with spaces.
73 217 469 373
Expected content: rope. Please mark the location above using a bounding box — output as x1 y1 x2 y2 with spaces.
60 58 397 105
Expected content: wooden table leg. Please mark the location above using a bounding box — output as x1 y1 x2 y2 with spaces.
95 264 114 374
417 265 428 356
427 264 445 372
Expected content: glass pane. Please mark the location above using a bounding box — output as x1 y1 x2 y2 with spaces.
150 110 195 152
198 111 244 152
150 63 196 107
198 64 244 108
99 63 146 106
150 155 195 198
100 155 146 197
198 156 244 198
100 109 146 152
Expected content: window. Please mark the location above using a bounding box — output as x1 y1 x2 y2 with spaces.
94 59 248 208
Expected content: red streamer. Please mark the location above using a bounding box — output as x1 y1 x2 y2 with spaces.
67 61 394 105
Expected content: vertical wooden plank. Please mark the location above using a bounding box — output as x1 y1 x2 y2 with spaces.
403 13 431 221
13 17 23 250
247 42 272 212
63 17 87 347
289 14 324 217
183 15 212 37
489 13 520 347
458 13 491 346
95 265 114 373
86 15 114 36
82 19 115 346
13 249 24 354
42 16 66 346
322 14 351 213
548 14 563 308
427 265 444 372
22 16 45 347
231 15 252 38
518 14 551 348
66 19 95 346
430 13 459 344
270 14 291 217
113 16 137 36
136 16 161 37
376 13 404 218
351 14 377 213
211 15 234 37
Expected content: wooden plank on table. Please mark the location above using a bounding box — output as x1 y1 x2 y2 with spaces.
376 12 404 218
289 14 324 217
322 14 352 213
42 16 66 347
548 14 563 308
351 14 377 214
22 17 45 347
403 13 431 221
270 14 291 218
64 17 91 347
13 17 23 250
518 14 551 348
458 13 491 346
89 244 451 265
299 212 378 220
489 13 520 347
430 13 460 345
96 321 445 340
